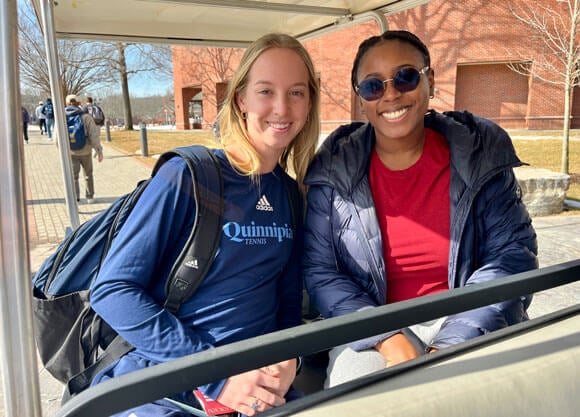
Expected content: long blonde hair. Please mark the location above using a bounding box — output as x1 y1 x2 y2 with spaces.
218 33 320 195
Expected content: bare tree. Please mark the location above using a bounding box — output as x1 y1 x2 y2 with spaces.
18 1 116 98
115 43 133 130
18 1 173 130
199 47 241 104
100 42 173 130
99 92 174 126
509 0 580 174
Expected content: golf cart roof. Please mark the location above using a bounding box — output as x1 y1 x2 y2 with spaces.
30 0 432 46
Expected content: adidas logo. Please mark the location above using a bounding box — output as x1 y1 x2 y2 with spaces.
256 194 274 211
184 258 199 269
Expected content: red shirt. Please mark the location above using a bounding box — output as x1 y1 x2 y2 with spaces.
369 128 450 303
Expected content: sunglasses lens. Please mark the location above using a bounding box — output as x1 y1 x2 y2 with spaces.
358 78 385 101
393 68 421 92
357 67 426 100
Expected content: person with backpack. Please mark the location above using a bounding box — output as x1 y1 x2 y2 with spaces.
41 97 55 140
88 33 320 417
82 96 106 130
65 94 103 204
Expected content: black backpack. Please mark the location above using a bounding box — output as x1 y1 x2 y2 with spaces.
32 146 224 401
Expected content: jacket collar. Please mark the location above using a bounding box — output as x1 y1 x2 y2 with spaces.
426 110 522 187
304 122 373 194
305 110 522 195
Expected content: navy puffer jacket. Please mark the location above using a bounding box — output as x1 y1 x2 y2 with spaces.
303 110 538 351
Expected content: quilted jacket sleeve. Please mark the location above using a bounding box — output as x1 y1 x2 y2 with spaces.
304 185 379 317
431 169 538 349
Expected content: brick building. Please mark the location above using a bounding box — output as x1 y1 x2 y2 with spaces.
173 0 580 132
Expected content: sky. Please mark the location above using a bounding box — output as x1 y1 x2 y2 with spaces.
129 71 174 97
123 42 175 97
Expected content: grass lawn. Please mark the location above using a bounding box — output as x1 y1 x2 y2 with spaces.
106 129 218 169
107 127 580 204
508 130 579 204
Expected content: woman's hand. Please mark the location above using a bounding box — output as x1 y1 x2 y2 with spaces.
260 358 297 397
375 333 419 367
216 359 296 415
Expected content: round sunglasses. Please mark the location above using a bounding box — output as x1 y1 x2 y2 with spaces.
356 66 430 101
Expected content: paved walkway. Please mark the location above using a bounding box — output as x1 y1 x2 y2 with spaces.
18 129 154 417
1 128 579 416
25 130 153 245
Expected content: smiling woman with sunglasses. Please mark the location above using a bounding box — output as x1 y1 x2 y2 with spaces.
302 30 538 388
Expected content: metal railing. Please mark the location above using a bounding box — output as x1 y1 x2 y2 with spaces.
0 1 43 415
55 259 580 417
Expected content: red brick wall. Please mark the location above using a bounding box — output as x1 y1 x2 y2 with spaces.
172 45 244 131
172 0 575 131
302 23 379 131
387 0 570 129
455 63 530 128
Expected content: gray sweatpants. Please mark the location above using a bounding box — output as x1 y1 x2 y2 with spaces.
325 316 446 388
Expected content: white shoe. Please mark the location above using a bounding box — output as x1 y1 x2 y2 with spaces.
86 198 95 204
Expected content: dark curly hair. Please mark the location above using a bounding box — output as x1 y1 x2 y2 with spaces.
350 30 431 92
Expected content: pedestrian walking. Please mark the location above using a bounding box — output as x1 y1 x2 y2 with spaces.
41 98 55 140
35 101 46 135
65 94 103 204
22 106 30 144
82 96 106 133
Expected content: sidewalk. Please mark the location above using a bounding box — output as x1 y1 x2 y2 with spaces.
4 128 580 416
24 129 152 246
25 127 153 272
20 129 154 417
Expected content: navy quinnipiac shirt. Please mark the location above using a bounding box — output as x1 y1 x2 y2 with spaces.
91 149 302 400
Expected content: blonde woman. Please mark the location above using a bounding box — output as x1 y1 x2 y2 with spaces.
90 33 320 417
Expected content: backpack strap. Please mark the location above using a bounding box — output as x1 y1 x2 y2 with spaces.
157 146 224 314
63 335 133 403
63 146 223 401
